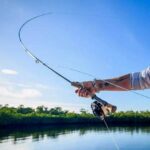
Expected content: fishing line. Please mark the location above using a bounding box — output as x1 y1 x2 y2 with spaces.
57 65 95 78
103 118 120 150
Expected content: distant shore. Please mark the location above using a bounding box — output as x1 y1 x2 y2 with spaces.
0 105 150 127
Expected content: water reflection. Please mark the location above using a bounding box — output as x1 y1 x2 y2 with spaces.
0 125 150 144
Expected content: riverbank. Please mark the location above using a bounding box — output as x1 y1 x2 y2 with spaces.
0 105 150 127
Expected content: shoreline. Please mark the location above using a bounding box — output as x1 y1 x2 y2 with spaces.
1 106 150 127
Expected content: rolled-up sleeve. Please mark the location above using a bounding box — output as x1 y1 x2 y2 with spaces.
131 66 150 90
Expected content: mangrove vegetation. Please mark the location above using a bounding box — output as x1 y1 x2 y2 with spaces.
0 105 150 127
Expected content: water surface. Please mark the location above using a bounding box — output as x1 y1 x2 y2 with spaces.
0 125 150 150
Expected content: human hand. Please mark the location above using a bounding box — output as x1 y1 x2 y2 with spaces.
71 81 99 98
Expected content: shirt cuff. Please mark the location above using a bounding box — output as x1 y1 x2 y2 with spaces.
131 72 141 90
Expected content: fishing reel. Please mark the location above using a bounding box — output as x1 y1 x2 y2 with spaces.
91 100 117 120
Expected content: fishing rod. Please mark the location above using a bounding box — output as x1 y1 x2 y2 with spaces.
18 12 116 114
18 12 150 100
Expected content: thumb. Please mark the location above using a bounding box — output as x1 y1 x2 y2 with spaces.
71 82 83 88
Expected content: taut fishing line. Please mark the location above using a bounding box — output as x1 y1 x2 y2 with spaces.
18 12 149 150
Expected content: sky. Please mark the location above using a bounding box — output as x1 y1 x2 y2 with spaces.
0 0 150 112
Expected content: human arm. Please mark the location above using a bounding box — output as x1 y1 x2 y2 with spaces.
72 66 150 97
72 74 131 97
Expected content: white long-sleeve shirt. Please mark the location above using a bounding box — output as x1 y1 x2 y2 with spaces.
131 66 150 90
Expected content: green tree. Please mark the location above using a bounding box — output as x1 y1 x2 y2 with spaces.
17 105 34 114
80 108 88 115
36 105 48 113
49 107 68 115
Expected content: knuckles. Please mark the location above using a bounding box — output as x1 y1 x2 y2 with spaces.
74 81 96 98
75 88 92 98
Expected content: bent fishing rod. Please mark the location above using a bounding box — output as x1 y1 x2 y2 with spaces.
18 12 113 113
18 12 150 100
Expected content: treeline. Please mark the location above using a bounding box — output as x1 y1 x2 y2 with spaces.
109 110 150 125
0 105 98 126
0 105 150 126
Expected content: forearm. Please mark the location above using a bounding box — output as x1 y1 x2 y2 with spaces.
73 67 150 98
95 74 132 91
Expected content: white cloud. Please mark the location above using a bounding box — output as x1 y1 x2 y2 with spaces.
0 86 42 99
35 83 50 90
1 69 18 75
0 81 48 89
20 89 42 98
0 80 88 112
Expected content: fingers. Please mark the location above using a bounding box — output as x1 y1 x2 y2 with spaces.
72 81 96 98
75 88 91 98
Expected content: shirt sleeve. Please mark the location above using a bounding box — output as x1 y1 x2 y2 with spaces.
131 66 150 90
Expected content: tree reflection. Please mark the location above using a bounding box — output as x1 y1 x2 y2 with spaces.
0 125 150 144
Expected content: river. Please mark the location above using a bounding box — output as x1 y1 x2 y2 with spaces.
0 125 150 150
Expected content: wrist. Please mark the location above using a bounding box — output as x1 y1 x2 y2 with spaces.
93 79 102 92
93 79 110 91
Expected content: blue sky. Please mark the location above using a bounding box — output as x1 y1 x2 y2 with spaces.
0 0 150 112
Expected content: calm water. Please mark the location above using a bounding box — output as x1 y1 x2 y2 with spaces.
0 125 150 150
